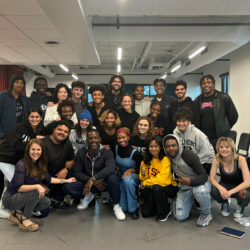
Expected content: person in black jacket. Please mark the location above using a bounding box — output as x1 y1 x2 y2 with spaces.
28 77 52 118
168 80 198 133
64 128 126 220
0 75 29 143
151 78 175 124
195 75 238 150
103 75 125 111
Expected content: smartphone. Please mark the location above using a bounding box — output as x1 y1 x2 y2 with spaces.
219 227 246 239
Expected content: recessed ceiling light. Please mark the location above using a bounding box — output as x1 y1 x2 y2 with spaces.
45 41 59 45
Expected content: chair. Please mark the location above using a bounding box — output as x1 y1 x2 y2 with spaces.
237 133 250 157
228 130 237 143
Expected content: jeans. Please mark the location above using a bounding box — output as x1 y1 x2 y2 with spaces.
119 173 139 213
175 180 211 221
64 174 120 204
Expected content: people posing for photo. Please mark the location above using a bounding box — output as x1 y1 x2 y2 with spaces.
44 83 77 126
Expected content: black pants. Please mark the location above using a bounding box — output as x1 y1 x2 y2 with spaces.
141 185 178 218
211 182 250 207
2 190 51 218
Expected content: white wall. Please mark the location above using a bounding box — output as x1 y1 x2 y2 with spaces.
229 42 250 135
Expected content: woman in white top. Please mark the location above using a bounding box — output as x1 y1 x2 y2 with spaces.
44 83 77 126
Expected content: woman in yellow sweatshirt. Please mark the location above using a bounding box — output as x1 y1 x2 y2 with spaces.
139 136 178 221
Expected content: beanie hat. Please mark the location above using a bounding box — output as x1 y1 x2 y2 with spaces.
116 127 131 137
78 110 93 123
10 75 26 89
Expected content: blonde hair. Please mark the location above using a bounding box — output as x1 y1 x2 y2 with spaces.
99 109 121 128
215 137 237 164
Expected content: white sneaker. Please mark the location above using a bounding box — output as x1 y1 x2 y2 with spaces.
0 199 9 219
0 207 9 219
113 204 126 221
77 193 95 210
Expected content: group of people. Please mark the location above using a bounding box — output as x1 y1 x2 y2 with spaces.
0 73 249 232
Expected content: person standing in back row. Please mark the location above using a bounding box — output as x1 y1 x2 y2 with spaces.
104 75 125 111
152 78 175 127
195 75 238 150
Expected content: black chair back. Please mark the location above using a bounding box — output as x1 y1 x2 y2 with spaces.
237 133 250 157
229 130 237 143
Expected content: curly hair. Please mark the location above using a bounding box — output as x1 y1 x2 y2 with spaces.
143 136 165 166
57 99 76 117
215 137 237 164
54 83 70 103
132 116 155 138
108 74 125 89
173 106 193 123
24 139 48 180
99 109 121 128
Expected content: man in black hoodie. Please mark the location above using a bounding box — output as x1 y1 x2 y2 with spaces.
163 134 212 227
167 80 198 133
29 77 52 118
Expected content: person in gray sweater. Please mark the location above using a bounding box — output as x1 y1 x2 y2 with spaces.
173 107 214 174
163 134 212 227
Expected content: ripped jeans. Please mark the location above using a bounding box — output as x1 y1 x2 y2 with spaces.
175 180 211 221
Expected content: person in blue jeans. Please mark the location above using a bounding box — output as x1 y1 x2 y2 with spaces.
115 127 143 219
163 134 212 227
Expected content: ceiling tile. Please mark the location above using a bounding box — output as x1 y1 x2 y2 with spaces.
22 28 62 38
6 15 56 29
0 38 37 46
0 0 46 15
0 28 26 38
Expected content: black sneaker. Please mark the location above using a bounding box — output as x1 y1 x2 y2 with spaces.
130 208 139 220
156 207 171 222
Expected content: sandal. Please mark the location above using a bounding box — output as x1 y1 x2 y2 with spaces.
18 217 39 232
8 211 20 225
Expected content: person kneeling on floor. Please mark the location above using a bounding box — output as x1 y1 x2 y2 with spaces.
163 134 212 227
64 128 126 220
210 137 250 218
2 139 75 232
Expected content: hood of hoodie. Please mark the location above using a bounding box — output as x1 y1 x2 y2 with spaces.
162 134 183 160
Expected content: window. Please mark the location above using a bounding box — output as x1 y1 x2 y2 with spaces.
220 73 229 94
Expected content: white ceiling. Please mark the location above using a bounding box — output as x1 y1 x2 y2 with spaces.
0 0 250 78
